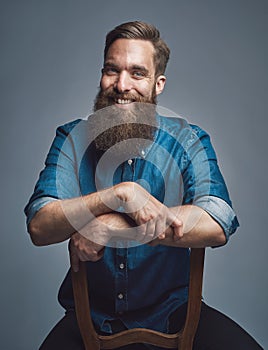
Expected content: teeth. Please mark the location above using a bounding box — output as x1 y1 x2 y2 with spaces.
117 99 132 104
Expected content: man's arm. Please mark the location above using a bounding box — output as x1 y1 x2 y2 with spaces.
27 181 182 246
28 187 119 246
150 205 226 248
69 203 226 270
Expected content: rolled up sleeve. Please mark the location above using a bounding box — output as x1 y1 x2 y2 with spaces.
182 124 239 241
194 195 239 241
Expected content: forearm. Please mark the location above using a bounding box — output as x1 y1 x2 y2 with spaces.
155 205 226 248
27 180 168 246
76 203 225 247
28 187 120 246
79 205 226 248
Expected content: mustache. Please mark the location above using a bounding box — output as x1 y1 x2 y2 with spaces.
100 89 144 102
94 87 157 112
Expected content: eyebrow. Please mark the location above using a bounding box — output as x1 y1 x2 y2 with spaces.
103 62 119 69
131 65 149 75
103 62 149 75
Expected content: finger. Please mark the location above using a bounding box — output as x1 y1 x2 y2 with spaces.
144 218 156 243
155 218 166 240
89 247 105 262
169 212 183 228
79 248 98 261
97 247 105 259
135 223 146 241
168 210 182 227
167 211 183 239
172 221 184 240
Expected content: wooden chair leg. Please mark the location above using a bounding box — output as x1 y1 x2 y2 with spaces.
179 248 205 350
71 260 100 350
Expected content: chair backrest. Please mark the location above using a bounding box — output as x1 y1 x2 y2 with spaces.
71 247 205 350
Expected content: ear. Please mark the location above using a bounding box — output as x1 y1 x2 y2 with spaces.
155 75 166 95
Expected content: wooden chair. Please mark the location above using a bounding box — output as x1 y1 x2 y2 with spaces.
71 248 205 350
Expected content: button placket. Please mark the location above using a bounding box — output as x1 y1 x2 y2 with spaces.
114 159 134 314
115 249 128 314
121 159 135 182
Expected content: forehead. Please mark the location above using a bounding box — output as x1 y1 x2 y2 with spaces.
105 39 155 71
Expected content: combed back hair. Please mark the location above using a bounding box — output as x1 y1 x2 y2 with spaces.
104 21 170 77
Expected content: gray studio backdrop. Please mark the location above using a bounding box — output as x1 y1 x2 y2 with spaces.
1 0 267 349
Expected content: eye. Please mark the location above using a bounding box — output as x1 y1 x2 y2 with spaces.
132 71 145 78
102 67 119 76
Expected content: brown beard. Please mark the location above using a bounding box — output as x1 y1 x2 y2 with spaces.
91 88 158 153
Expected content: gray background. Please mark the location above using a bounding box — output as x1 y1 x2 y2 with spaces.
1 0 267 349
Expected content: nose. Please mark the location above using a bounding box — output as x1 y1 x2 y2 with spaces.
114 71 132 93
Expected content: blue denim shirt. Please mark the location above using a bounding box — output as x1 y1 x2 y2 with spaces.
25 115 239 334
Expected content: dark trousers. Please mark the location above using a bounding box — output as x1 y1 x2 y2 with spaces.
39 302 263 350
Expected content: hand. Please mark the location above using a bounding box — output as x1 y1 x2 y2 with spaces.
115 182 183 243
147 226 180 247
69 232 105 272
69 213 129 271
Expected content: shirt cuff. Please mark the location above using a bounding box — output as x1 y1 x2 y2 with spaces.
193 195 239 241
25 197 58 226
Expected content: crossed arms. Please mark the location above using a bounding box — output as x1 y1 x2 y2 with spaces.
28 181 226 270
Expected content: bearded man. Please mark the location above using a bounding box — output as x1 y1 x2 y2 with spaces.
25 21 262 349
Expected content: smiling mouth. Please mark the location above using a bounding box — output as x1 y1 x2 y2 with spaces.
115 98 134 105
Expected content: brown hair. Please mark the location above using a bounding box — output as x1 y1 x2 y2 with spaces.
104 21 170 77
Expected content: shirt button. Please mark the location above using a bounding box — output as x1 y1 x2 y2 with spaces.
119 263 125 269
127 159 133 165
117 293 124 300
141 150 145 157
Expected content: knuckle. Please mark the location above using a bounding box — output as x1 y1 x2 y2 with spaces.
139 216 148 224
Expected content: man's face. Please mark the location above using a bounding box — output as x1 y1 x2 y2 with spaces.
94 38 166 110
93 39 166 152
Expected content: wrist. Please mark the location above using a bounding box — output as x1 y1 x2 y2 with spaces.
97 213 132 229
114 182 135 203
86 188 120 216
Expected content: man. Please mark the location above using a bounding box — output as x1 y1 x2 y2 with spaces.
25 21 262 349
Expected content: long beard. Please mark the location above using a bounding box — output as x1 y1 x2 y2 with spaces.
91 88 158 154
